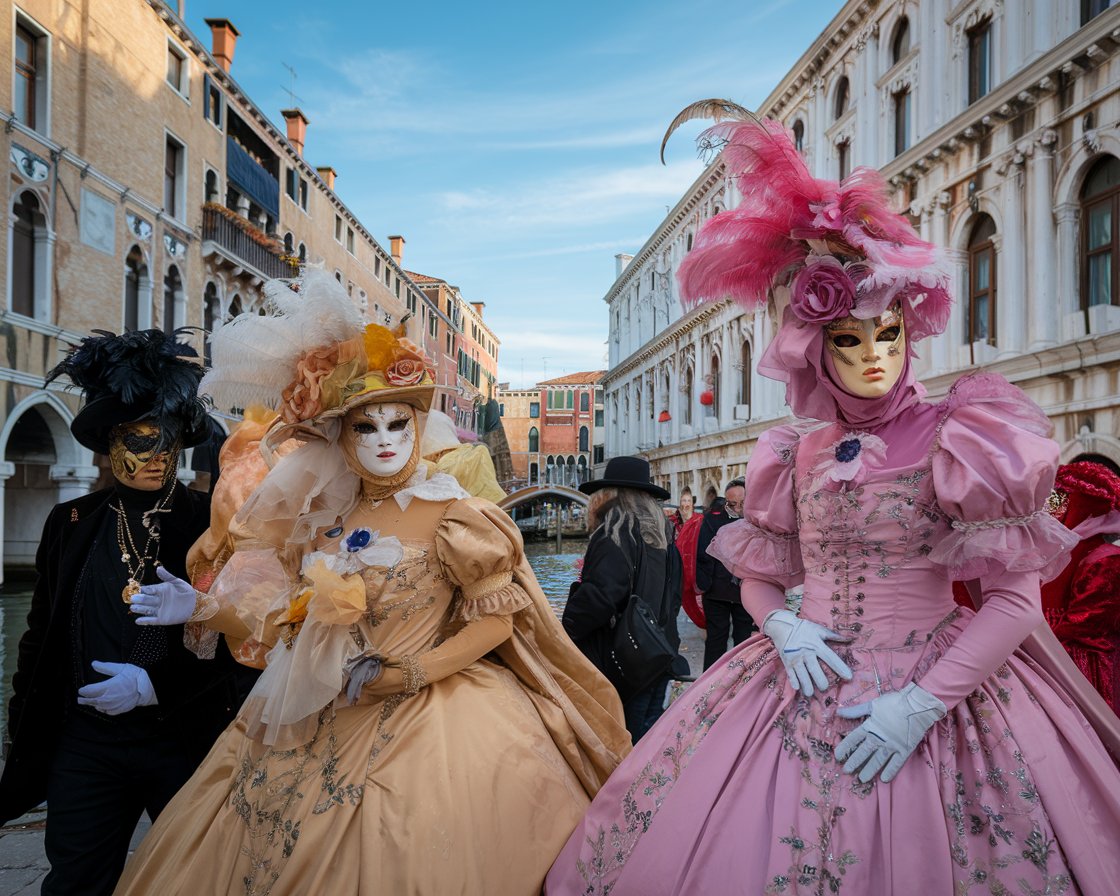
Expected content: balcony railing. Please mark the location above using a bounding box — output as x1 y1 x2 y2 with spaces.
201 204 293 280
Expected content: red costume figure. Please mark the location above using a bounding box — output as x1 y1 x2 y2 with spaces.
1042 461 1120 713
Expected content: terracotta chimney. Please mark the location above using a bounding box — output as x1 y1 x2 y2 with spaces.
471 301 485 317
204 18 239 73
281 109 309 156
389 235 405 266
316 166 337 190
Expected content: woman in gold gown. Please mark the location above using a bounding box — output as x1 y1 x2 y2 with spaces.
115 271 629 896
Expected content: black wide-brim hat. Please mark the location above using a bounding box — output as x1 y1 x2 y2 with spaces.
580 456 670 501
71 395 213 455
49 328 212 456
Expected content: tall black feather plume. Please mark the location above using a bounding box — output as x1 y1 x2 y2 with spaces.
47 328 208 450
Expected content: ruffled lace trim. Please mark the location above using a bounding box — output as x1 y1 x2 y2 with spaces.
456 579 532 621
184 622 219 659
706 517 804 581
928 510 1079 582
393 466 470 510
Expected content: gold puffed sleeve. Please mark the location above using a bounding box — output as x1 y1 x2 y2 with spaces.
435 497 534 621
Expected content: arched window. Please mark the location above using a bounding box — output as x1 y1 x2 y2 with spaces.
740 341 752 407
283 232 294 255
1082 155 1120 308
968 215 997 344
162 265 183 334
579 426 589 452
124 246 146 331
891 17 911 64
580 391 589 412
298 242 307 264
791 119 805 153
205 169 219 204
528 426 539 453
203 282 220 366
11 191 47 319
834 76 850 120
228 293 243 320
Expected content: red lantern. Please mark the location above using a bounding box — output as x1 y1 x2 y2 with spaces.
699 390 714 406
658 410 671 423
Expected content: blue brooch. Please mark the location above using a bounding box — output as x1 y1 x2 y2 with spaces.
345 528 373 553
835 438 862 463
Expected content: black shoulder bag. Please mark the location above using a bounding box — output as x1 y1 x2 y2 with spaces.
606 539 676 700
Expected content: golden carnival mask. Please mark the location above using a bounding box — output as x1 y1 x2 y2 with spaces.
108 421 178 490
824 306 907 399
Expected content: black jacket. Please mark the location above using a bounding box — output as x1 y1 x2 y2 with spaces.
696 501 741 603
0 484 253 824
562 512 685 686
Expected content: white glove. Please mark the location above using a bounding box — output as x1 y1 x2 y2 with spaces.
834 681 946 783
76 661 158 715
130 565 198 626
763 608 853 697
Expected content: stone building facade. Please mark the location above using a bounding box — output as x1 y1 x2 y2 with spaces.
0 1 451 574
500 372 604 490
604 0 1120 504
406 267 501 435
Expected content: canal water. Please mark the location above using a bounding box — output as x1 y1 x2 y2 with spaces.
0 539 592 735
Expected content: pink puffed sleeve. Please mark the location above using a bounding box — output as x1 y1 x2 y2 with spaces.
928 376 1077 581
919 376 1078 709
708 424 805 623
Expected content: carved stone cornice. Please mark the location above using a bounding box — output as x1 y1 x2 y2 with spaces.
603 302 731 387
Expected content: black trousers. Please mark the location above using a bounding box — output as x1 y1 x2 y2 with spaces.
701 597 756 670
623 673 671 744
42 730 197 896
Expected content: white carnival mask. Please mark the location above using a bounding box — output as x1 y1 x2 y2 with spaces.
824 307 907 399
343 401 416 478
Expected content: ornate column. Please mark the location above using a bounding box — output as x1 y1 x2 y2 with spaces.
50 464 102 503
1055 202 1081 339
1028 130 1059 349
855 23 879 160
930 191 953 373
996 149 1028 354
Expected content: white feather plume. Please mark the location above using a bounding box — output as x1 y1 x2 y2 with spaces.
201 269 365 414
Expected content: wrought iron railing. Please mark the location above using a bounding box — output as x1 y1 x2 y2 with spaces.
201 204 292 280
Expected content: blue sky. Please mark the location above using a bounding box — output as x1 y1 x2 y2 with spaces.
186 1 842 387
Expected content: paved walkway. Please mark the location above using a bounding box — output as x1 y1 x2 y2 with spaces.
0 613 710 894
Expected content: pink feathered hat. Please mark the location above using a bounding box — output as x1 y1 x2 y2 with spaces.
676 118 952 421
678 119 951 338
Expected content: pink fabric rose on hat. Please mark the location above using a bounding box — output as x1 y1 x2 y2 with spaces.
790 256 857 323
385 350 426 386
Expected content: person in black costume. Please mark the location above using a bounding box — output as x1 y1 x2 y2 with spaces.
696 478 757 669
0 330 255 896
562 456 687 741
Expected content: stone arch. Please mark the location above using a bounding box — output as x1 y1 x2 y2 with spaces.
0 393 98 576
1060 430 1120 469
1054 134 1120 209
123 244 152 331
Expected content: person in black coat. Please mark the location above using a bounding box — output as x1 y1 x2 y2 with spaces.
562 456 687 742
696 478 757 670
0 331 254 896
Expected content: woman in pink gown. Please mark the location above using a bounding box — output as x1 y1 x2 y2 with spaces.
546 119 1120 895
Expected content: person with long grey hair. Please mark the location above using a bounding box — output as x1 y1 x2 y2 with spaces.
563 456 687 741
